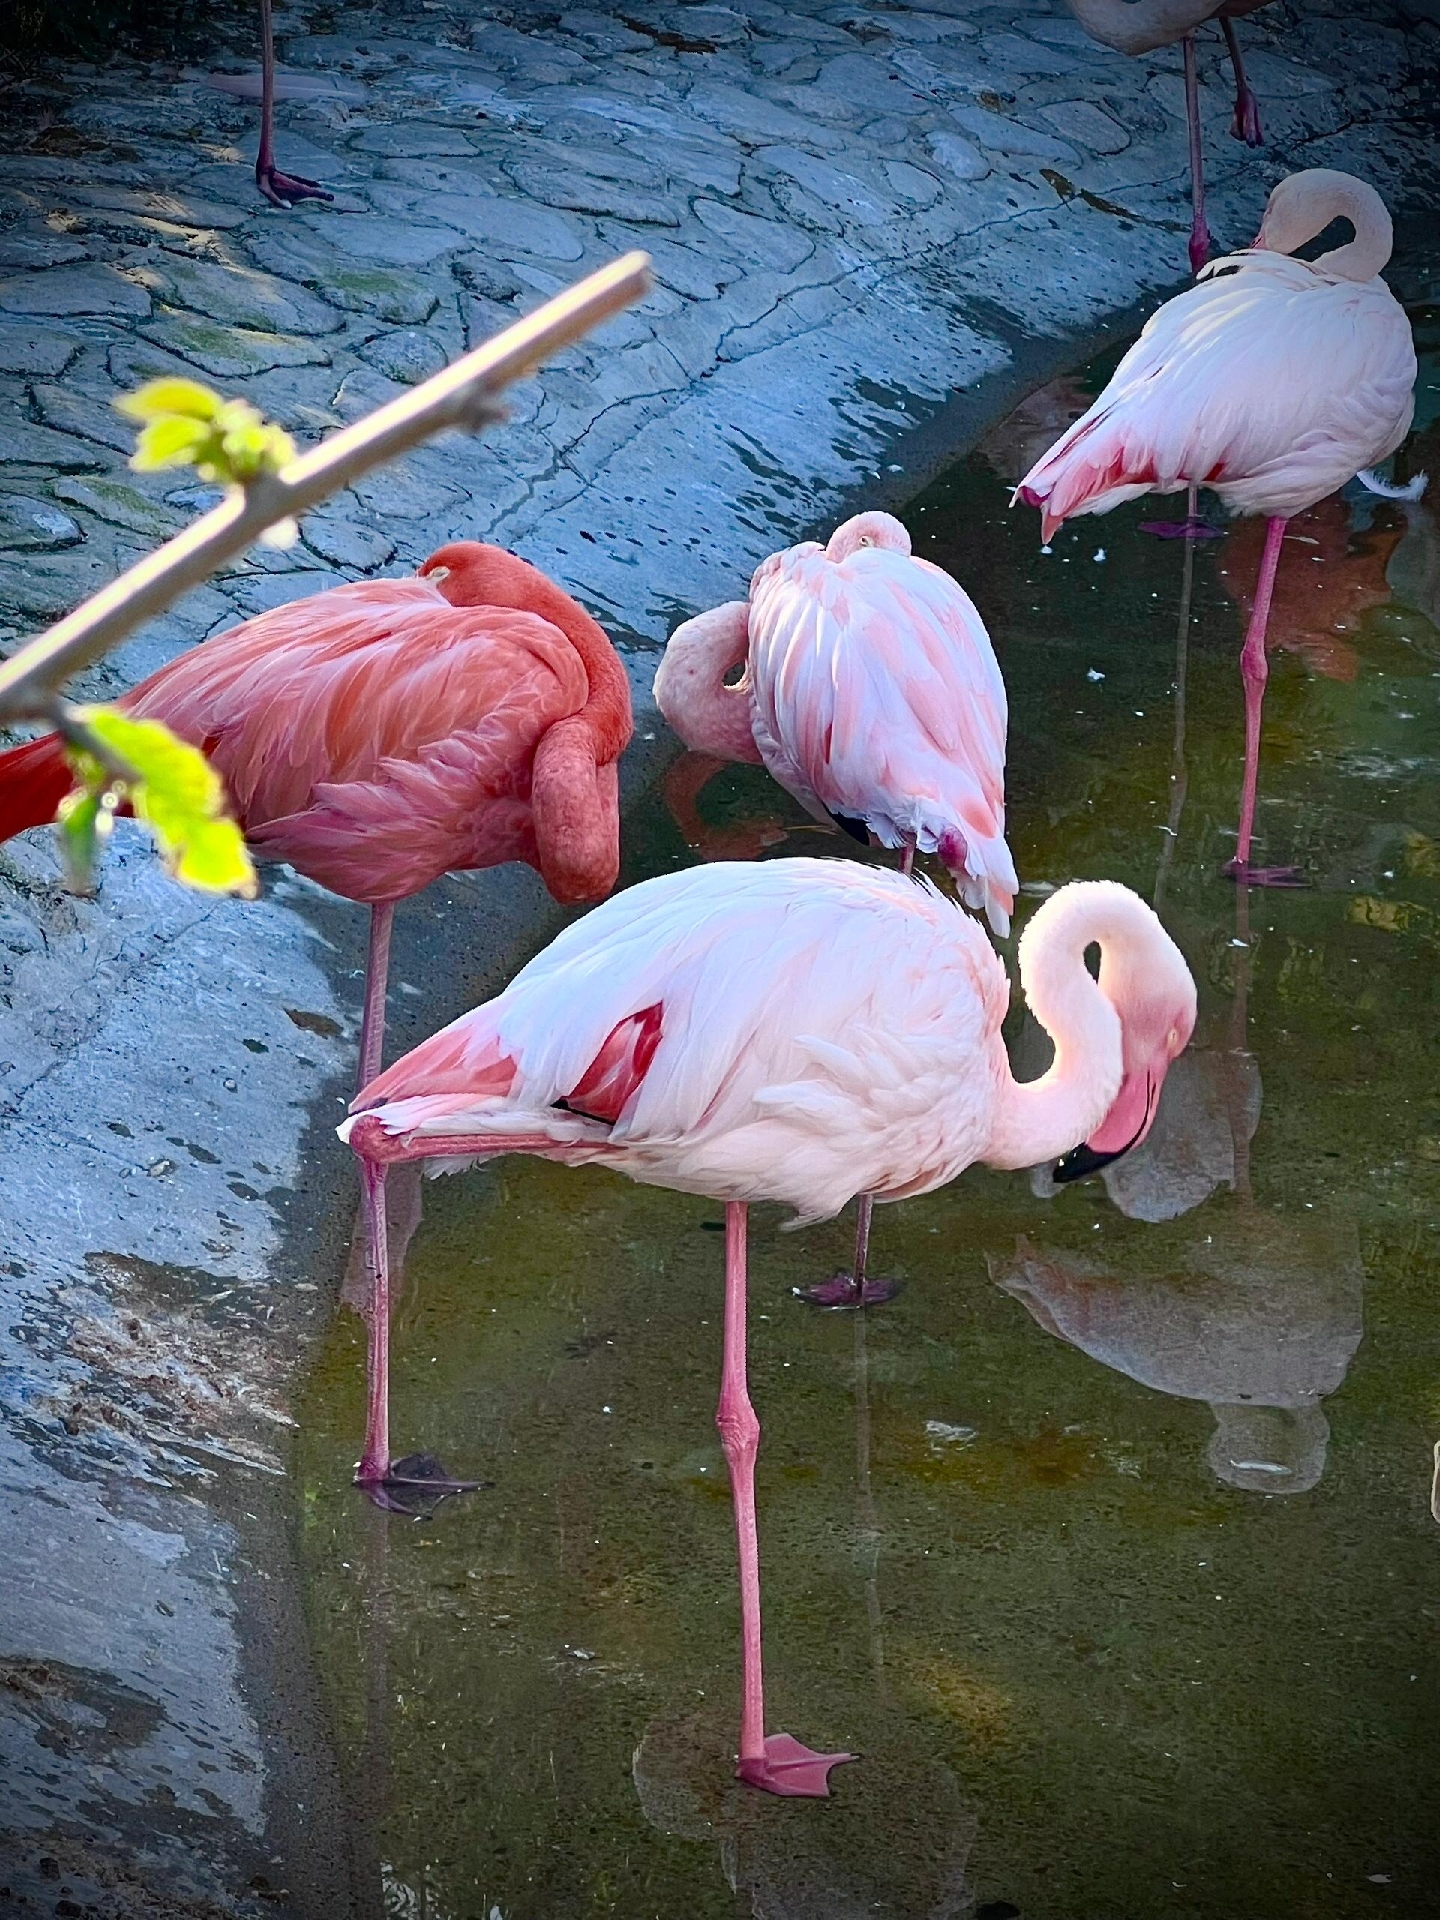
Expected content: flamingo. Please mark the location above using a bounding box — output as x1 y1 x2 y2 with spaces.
340 857 1197 1788
1062 0 1270 274
0 540 632 1099
654 511 1017 1309
1015 169 1417 886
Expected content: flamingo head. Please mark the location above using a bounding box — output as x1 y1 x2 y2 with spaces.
1053 925 1197 1185
825 511 911 562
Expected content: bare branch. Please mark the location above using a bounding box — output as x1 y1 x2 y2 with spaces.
0 250 653 726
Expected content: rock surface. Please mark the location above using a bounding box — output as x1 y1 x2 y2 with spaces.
0 0 1436 1911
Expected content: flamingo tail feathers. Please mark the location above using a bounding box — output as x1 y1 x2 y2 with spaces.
0 733 75 843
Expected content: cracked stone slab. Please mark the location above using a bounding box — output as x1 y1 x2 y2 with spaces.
134 256 343 337
139 314 334 378
0 263 150 319
0 320 83 375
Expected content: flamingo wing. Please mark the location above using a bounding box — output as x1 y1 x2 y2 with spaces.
1016 253 1417 537
747 545 1017 935
344 858 1009 1220
124 580 589 902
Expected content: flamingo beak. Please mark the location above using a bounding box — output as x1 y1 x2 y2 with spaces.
1052 1065 1163 1185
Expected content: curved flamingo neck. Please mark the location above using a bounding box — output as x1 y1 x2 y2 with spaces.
984 885 1151 1170
653 602 763 766
1063 0 1218 55
421 543 631 763
1257 171 1393 283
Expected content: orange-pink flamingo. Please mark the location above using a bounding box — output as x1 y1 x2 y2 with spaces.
655 511 1017 1309
342 858 1196 1788
1062 0 1270 272
0 541 632 1097
1017 169 1417 885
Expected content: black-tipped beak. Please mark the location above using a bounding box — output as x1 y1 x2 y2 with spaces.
1052 1139 1126 1185
1052 1076 1156 1185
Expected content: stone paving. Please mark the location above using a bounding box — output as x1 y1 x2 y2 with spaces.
0 1 1436 1909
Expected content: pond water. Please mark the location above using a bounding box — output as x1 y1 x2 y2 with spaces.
295 309 1440 1920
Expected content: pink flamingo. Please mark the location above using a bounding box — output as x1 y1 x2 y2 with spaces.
0 540 631 1092
654 511 1017 1307
1062 0 1270 273
1016 169 1417 885
341 857 1197 1790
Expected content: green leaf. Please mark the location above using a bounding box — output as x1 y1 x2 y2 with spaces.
115 377 223 424
56 787 109 894
132 414 212 471
68 707 259 900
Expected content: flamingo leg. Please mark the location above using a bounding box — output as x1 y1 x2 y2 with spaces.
352 1149 480 1509
356 901 395 1095
255 0 333 206
720 1202 855 1798
1183 33 1213 275
1226 515 1305 887
1221 17 1264 147
796 840 911 1312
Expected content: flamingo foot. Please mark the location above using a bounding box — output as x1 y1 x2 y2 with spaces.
1224 858 1307 889
794 1272 903 1310
1231 87 1264 147
736 1733 857 1798
1140 516 1224 541
354 1451 487 1516
256 161 333 208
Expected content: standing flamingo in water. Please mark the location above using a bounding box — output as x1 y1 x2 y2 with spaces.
655 511 1017 1308
1016 170 1417 885
342 857 1197 1784
0 540 631 1092
1063 0 1270 273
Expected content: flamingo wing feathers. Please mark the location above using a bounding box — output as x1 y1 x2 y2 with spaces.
748 545 1017 935
1017 252 1417 536
345 859 1009 1222
122 579 589 902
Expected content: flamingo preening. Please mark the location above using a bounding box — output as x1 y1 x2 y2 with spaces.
1062 0 1271 273
342 857 1197 1789
1016 169 1418 885
655 511 1017 1308
0 542 632 1095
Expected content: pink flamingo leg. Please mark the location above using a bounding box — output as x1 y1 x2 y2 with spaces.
356 901 395 1095
255 0 332 206
1183 34 1213 276
352 1140 481 1507
797 843 911 1311
1221 17 1264 147
720 1202 856 1797
1226 515 1305 887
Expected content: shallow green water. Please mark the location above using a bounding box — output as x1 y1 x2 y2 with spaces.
296 314 1440 1920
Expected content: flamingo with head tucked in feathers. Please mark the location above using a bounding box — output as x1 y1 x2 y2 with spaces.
1015 169 1418 886
342 855 1196 1788
654 511 1018 1308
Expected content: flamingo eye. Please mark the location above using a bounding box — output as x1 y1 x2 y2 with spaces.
858 536 872 548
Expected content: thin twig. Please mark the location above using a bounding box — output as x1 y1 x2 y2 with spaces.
41 695 139 788
0 251 652 726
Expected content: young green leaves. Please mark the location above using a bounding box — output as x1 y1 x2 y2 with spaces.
59 706 257 900
116 378 295 487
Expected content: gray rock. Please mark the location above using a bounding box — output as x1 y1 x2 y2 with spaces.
218 567 350 617
812 50 931 115
1036 99 1131 154
0 321 83 376
600 229 727 300
31 382 134 455
0 263 150 319
0 415 108 471
0 231 89 271
53 183 255 231
301 514 396 570
426 191 586 261
691 196 815 271
351 453 468 519
884 160 945 206
359 326 449 385
50 474 184 539
503 159 681 226
557 10 654 53
351 122 478 157
137 256 342 337
684 80 847 149
138 315 333 379
623 3 749 44
0 493 83 551
332 364 408 421
453 252 524 301
923 128 992 181
0 537 123 618
293 211 465 268
947 104 1081 163
759 147 896 227
243 225 441 323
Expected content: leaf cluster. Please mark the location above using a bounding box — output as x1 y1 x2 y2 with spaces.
59 706 257 900
116 378 295 488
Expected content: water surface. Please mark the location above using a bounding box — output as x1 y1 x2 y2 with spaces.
296 310 1440 1920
